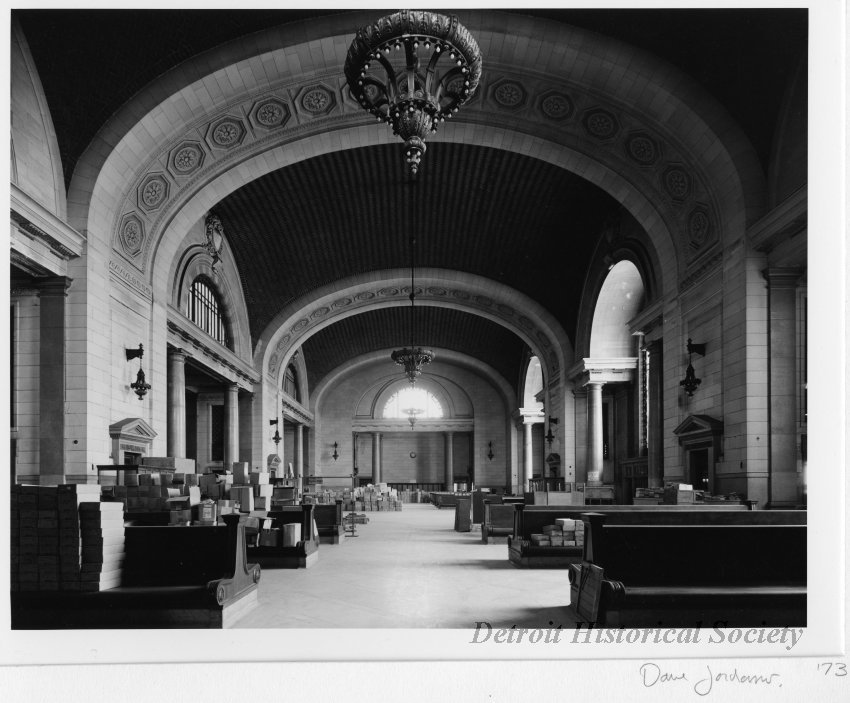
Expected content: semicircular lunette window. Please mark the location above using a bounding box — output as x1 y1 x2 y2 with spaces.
186 276 229 347
382 387 444 419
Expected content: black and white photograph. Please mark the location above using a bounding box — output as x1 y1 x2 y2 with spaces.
3 2 846 701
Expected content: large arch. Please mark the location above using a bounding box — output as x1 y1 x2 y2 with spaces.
72 10 766 302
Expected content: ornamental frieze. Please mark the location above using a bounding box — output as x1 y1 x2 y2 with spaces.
113 69 720 278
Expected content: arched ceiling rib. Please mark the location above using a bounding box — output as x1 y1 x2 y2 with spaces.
301 307 526 393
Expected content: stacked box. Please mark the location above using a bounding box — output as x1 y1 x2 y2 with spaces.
232 486 254 513
57 484 100 590
78 502 125 591
530 533 551 546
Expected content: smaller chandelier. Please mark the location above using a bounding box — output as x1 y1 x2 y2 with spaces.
392 347 435 385
344 10 483 175
403 407 424 430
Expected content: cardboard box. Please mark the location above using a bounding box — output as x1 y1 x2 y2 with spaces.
233 463 251 484
282 523 301 547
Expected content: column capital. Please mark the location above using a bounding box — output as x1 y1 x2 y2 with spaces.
762 267 803 289
36 275 72 297
168 347 189 362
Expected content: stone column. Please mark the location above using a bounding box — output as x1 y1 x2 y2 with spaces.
522 420 534 492
646 340 664 487
586 382 605 485
296 423 305 480
223 383 239 469
371 432 381 484
38 277 71 484
765 268 802 506
167 348 187 457
444 431 454 490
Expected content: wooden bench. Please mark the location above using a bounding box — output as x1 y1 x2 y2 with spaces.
313 500 345 544
429 492 470 509
508 503 751 568
568 514 806 626
11 514 261 629
247 504 320 568
482 502 517 544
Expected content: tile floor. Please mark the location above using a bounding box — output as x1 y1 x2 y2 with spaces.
232 503 577 628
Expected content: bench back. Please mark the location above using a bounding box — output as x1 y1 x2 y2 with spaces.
584 522 806 587
312 500 343 528
122 516 240 587
513 503 750 540
472 491 503 523
483 503 516 530
268 504 316 542
583 509 806 527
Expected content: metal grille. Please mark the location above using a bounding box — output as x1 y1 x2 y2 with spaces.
187 278 228 346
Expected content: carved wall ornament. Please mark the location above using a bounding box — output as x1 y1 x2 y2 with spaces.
253 98 291 128
625 132 659 165
539 91 574 120
377 287 399 297
582 108 619 139
663 166 692 201
492 80 527 109
688 207 712 249
138 174 169 212
207 117 246 149
332 297 353 308
169 141 205 176
119 214 145 258
299 85 336 116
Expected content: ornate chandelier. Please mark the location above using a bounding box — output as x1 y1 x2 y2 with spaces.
344 10 483 175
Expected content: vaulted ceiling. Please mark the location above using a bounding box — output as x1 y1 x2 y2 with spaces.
15 8 807 395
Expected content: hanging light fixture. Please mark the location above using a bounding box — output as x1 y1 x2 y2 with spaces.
344 10 483 176
391 229 434 385
126 344 151 400
680 338 706 397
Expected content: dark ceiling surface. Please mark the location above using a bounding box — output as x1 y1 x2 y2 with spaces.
17 8 807 187
301 307 526 393
14 8 807 394
214 142 617 348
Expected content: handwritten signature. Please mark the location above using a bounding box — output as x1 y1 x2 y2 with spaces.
640 662 782 695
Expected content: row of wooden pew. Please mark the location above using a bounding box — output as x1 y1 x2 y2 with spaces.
12 501 349 629
470 499 807 627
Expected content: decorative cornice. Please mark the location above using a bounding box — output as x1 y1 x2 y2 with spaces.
10 183 85 260
568 357 638 386
282 396 314 426
10 250 53 277
167 317 259 386
352 418 474 433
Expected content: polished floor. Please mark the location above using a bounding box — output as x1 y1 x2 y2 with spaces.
232 503 575 628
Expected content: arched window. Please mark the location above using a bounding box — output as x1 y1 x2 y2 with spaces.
589 260 645 357
186 276 228 347
284 364 300 402
522 356 544 410
382 387 444 419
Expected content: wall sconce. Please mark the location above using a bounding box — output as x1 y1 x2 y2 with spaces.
126 344 150 400
487 442 494 461
680 338 706 397
269 419 281 446
332 442 339 461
